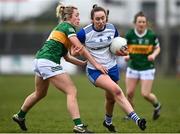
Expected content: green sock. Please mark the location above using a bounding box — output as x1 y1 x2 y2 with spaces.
73 118 83 126
153 102 160 108
17 109 27 118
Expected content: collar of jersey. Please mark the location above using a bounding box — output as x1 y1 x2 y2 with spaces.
134 28 147 38
92 24 106 32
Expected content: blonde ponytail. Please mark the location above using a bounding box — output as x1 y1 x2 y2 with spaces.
56 3 65 21
56 2 78 22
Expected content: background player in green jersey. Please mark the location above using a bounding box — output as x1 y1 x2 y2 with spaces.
12 2 107 133
124 11 161 120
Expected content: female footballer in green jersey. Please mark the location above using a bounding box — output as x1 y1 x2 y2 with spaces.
12 3 107 133
124 11 161 120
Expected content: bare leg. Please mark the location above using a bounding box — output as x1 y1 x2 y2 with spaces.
103 91 116 132
95 75 146 130
12 75 49 131
49 73 80 119
105 91 115 116
21 75 49 112
141 80 158 105
95 75 134 114
125 77 139 108
141 79 161 120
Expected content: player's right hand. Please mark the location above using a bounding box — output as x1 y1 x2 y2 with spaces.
95 64 108 74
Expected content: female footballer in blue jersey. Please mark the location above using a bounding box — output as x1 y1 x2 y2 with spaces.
77 4 146 132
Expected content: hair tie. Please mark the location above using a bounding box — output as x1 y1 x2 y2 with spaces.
60 6 65 11
93 4 98 8
107 9 109 16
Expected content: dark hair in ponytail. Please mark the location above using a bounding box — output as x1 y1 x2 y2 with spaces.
91 4 109 21
133 11 147 23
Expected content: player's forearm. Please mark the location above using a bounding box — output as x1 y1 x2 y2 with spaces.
80 47 99 68
64 54 86 66
152 46 160 58
69 57 86 66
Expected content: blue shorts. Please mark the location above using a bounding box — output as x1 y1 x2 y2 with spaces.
86 65 120 84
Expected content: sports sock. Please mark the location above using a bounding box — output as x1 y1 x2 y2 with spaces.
128 111 140 124
73 118 83 126
153 102 161 109
105 114 112 125
17 109 27 119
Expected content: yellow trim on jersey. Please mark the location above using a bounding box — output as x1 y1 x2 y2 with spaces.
47 30 71 49
128 44 153 54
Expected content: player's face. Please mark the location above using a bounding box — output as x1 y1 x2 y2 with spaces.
135 16 147 34
92 11 107 30
69 9 80 27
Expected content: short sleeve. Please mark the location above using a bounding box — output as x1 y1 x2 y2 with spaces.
114 27 119 37
77 28 86 43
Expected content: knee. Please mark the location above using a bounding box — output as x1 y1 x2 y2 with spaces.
110 85 123 98
68 87 78 99
72 90 77 98
113 88 122 97
141 92 149 99
126 91 134 99
35 91 47 99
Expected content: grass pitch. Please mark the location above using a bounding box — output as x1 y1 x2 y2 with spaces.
0 74 180 133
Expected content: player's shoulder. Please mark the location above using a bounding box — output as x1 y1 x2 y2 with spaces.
83 24 93 33
106 23 116 30
55 22 76 34
56 22 74 30
147 29 155 34
126 29 134 36
147 29 157 37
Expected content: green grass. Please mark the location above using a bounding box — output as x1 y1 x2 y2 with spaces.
0 74 180 133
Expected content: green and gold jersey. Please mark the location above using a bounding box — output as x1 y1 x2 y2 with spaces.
35 22 76 64
125 29 160 70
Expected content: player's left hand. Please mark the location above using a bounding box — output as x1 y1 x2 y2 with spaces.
70 45 83 56
95 64 108 74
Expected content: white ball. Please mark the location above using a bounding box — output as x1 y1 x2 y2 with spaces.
110 37 127 55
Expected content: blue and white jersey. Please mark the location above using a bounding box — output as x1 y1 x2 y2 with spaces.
77 23 119 69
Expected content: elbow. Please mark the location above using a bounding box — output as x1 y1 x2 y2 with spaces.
156 47 161 55
159 47 161 53
154 46 161 54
